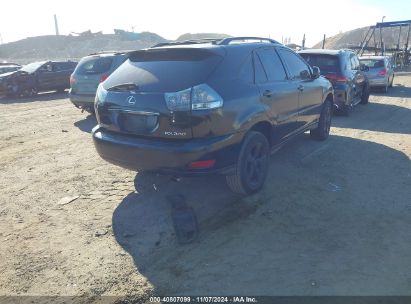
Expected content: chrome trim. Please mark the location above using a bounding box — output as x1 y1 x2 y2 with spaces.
108 108 160 116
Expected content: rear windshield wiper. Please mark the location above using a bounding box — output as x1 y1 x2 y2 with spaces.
107 83 139 92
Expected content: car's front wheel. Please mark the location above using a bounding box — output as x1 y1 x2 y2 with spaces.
310 99 332 141
226 131 270 195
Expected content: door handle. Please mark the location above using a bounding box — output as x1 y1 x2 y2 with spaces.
263 90 274 97
298 85 304 92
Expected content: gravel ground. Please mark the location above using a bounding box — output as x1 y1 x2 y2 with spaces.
0 75 410 301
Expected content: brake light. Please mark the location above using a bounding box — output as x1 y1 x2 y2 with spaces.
100 74 109 83
165 84 223 111
189 160 216 169
378 68 387 76
70 74 76 86
325 74 348 83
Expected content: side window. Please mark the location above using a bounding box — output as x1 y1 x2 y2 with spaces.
54 63 63 72
253 53 268 83
239 54 254 84
255 48 287 81
350 55 359 70
277 48 311 80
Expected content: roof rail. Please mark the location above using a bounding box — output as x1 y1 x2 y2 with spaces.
152 38 222 48
151 37 280 48
217 37 280 45
87 50 132 56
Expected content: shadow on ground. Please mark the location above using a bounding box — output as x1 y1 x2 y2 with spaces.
112 132 411 295
0 91 69 104
370 82 411 99
331 83 411 134
332 102 411 134
74 115 97 133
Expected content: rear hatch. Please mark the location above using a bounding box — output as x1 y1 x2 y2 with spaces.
359 59 385 79
96 47 224 139
300 53 342 85
71 56 114 95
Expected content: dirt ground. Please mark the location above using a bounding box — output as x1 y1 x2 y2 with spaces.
0 75 410 301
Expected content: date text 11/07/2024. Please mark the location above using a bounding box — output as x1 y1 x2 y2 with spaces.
149 296 258 303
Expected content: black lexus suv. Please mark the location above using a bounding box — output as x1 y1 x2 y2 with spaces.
92 37 333 194
298 49 369 116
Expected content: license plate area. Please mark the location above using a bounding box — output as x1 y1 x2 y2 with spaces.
119 112 159 134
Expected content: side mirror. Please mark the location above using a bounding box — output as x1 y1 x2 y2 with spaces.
311 66 321 79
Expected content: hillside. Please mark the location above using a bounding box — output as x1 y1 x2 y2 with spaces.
313 26 410 50
0 32 232 64
176 33 231 41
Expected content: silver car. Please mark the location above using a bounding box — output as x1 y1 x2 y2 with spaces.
69 51 128 113
359 55 394 93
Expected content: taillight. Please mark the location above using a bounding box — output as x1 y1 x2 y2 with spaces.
100 74 109 83
378 68 387 76
325 74 348 83
70 74 76 86
164 84 223 111
189 159 216 169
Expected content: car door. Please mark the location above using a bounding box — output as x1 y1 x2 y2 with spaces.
350 54 366 101
35 63 55 90
254 47 299 143
276 47 323 128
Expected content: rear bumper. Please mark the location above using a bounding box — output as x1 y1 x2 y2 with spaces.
368 77 388 87
92 126 243 176
69 91 95 108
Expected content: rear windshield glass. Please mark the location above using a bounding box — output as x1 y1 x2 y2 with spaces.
105 48 223 92
299 54 340 74
75 57 113 75
359 59 384 68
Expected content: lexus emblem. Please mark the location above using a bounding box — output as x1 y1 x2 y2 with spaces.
126 96 136 105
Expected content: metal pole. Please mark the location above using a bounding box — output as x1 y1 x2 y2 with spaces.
406 23 411 51
397 25 402 50
380 16 386 55
302 33 306 49
373 26 377 55
54 14 59 36
322 34 326 49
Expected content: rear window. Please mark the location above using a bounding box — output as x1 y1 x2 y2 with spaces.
299 54 340 74
75 57 113 75
105 48 223 92
359 59 384 68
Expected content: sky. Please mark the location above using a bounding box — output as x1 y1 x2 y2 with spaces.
0 0 410 47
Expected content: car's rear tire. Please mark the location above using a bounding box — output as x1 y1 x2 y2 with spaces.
226 131 270 195
310 99 332 141
360 85 370 104
389 76 394 88
382 82 388 93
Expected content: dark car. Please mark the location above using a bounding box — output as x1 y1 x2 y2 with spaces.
298 49 369 116
0 61 77 97
69 51 128 113
92 37 334 194
0 64 21 75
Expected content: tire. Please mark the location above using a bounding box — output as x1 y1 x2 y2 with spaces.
382 82 388 93
226 131 270 195
310 100 332 141
360 85 370 104
21 87 38 98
